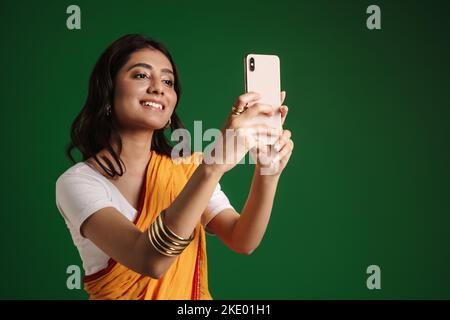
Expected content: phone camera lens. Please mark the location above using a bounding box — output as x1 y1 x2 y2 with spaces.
249 57 255 71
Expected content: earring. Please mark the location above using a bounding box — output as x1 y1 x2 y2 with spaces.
164 117 172 129
106 104 111 116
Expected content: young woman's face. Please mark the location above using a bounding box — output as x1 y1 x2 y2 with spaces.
113 48 177 131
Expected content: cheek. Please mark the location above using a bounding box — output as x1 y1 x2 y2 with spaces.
167 90 178 110
113 80 146 123
115 79 145 102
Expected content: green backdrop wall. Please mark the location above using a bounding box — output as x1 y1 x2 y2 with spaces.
0 0 449 299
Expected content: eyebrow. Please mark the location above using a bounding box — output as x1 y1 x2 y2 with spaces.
127 63 174 75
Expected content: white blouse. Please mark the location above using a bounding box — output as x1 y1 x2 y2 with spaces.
55 161 234 275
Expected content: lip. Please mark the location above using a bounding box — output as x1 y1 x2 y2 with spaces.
140 98 165 111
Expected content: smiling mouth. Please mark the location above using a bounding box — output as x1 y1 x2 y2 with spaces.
140 100 164 111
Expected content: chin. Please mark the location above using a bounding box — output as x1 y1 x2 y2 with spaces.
142 120 166 131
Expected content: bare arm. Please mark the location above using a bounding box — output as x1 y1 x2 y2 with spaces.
205 171 280 255
82 163 222 279
81 92 282 278
207 94 293 255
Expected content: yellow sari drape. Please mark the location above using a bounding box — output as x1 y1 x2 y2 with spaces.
83 151 212 300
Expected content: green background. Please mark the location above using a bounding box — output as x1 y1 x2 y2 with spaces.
0 0 449 299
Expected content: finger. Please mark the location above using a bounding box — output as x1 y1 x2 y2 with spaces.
272 139 294 163
237 125 281 138
233 92 261 110
280 91 286 105
274 130 291 152
280 105 289 126
241 103 274 119
279 149 293 167
254 139 274 150
233 125 280 151
252 142 274 166
252 140 283 167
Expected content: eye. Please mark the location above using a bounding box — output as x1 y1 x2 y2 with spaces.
163 79 174 87
134 73 149 79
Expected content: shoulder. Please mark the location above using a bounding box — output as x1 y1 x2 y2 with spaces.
55 162 118 230
55 162 112 198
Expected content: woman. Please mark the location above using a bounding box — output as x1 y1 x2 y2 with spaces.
55 34 294 300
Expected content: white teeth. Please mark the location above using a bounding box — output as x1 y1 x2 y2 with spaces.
141 101 163 110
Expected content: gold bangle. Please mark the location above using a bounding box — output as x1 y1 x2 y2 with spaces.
160 211 195 243
148 224 181 257
147 211 195 258
152 225 183 255
152 219 185 252
147 225 169 257
156 214 190 246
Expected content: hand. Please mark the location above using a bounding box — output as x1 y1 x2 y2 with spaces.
203 92 282 175
250 91 294 176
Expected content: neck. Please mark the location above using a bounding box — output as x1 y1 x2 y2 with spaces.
112 128 154 174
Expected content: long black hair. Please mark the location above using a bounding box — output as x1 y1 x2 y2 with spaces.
65 34 184 178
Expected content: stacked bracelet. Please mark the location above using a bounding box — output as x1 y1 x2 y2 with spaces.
148 210 195 257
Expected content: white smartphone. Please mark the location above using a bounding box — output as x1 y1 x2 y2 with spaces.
244 53 282 145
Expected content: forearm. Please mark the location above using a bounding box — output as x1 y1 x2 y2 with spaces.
231 168 280 253
164 163 223 238
140 163 223 277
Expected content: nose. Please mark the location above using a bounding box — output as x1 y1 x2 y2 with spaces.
147 77 164 95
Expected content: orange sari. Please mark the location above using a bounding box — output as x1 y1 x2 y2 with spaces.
83 151 212 300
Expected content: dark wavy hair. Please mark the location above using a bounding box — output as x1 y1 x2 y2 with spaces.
65 34 184 178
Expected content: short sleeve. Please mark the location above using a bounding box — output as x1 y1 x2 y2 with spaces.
202 183 234 230
55 173 118 237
